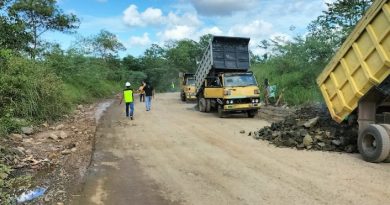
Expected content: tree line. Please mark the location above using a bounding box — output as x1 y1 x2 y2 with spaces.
251 0 373 104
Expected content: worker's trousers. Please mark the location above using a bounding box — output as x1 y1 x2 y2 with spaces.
125 102 134 117
145 96 152 111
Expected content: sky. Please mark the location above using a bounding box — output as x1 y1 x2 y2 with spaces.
47 0 336 57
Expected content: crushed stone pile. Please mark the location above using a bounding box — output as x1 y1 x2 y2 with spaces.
251 104 359 153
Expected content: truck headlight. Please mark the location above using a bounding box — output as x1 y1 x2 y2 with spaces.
230 100 234 104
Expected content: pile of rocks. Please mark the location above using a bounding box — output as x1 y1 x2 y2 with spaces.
252 104 359 153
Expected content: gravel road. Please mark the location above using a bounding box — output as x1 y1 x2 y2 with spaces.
72 92 390 205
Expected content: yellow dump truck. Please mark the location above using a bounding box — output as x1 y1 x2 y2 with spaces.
194 36 260 118
179 73 196 101
317 0 390 162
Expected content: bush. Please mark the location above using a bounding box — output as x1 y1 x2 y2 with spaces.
0 49 125 136
252 58 323 105
0 50 70 135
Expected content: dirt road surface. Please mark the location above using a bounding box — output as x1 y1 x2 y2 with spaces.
71 93 390 205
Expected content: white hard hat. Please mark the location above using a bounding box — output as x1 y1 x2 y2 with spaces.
125 82 131 87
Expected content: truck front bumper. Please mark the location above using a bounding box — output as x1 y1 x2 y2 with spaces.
223 103 260 111
186 93 197 100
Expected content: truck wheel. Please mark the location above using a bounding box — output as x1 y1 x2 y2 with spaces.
247 110 256 118
199 98 206 112
358 124 390 163
379 124 390 163
218 105 225 118
206 99 211 113
180 92 186 102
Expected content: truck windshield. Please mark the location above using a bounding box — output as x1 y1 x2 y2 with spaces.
224 74 257 87
186 78 195 86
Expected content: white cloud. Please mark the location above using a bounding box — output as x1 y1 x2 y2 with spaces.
167 12 201 27
190 0 256 16
122 4 200 28
142 7 164 25
122 5 164 26
157 25 196 41
129 33 152 47
200 26 223 36
123 5 144 26
228 20 273 38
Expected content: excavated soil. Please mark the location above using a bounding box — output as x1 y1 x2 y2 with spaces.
252 103 358 153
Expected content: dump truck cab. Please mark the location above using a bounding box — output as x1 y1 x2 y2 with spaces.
201 72 260 115
195 36 260 118
179 73 196 101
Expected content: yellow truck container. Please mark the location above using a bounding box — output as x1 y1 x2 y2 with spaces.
317 0 390 162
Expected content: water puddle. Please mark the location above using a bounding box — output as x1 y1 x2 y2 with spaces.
95 100 114 123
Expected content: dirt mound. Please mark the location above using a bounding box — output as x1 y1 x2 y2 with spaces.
257 105 295 122
252 103 358 153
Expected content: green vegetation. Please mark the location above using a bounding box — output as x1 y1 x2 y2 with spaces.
0 1 129 202
251 0 373 105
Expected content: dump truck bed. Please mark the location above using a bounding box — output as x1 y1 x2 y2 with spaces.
317 0 390 123
194 36 250 95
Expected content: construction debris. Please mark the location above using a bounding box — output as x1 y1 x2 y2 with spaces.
252 104 358 153
21 126 34 135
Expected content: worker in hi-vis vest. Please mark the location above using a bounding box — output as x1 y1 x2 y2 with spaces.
119 82 134 120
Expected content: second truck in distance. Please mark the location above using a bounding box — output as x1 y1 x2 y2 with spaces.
194 36 260 118
179 73 196 101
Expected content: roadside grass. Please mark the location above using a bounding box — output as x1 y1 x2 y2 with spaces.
252 62 323 105
0 50 123 136
0 50 126 203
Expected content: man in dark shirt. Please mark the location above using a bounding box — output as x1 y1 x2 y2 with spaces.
142 81 154 111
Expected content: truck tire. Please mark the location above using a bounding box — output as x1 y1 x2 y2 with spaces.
379 124 390 163
358 124 390 163
218 105 225 118
199 98 206 112
247 110 256 118
205 99 211 113
181 92 186 102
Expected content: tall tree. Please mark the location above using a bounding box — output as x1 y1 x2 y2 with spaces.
165 39 201 72
0 0 31 52
308 0 373 47
92 30 126 59
123 55 143 71
8 0 79 58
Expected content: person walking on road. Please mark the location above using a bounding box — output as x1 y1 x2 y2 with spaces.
142 81 154 111
119 82 135 120
138 81 146 102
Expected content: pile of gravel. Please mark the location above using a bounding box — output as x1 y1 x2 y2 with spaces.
251 104 358 153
